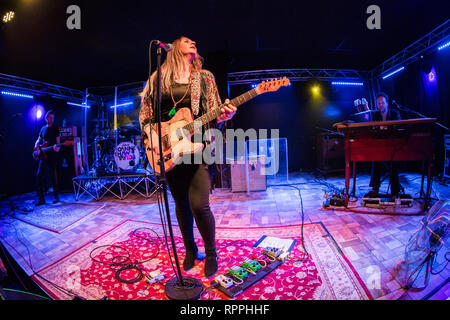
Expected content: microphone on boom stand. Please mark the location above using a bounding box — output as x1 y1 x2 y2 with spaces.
150 40 203 300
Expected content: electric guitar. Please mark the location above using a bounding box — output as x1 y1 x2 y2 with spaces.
32 140 73 161
143 77 290 174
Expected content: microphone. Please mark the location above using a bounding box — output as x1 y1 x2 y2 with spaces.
391 100 403 110
155 41 173 52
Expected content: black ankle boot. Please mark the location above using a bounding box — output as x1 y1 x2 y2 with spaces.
183 251 205 271
204 251 218 278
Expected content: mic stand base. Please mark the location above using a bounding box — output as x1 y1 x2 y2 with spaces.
164 276 204 300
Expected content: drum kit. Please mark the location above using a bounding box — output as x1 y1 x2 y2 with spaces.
90 121 145 175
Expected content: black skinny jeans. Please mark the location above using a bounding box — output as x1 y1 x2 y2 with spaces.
165 163 216 256
369 161 401 195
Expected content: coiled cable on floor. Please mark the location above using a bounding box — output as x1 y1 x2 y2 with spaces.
89 228 163 285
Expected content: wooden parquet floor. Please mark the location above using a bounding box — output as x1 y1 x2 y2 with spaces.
1 172 449 300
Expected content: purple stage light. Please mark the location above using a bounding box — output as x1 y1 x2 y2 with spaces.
427 68 436 83
32 104 45 121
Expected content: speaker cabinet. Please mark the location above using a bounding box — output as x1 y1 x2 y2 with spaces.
316 133 345 173
230 155 266 192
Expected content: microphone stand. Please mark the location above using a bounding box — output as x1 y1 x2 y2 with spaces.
153 45 203 300
393 101 449 131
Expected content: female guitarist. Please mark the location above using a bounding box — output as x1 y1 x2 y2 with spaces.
139 36 236 278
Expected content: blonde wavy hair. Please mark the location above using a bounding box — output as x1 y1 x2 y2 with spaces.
141 36 204 100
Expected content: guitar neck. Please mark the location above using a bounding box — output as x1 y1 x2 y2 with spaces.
40 143 64 152
184 88 259 132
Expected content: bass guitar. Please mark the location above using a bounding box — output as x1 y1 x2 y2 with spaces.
143 77 290 174
32 140 73 161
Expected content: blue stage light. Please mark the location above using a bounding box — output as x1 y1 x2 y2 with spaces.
67 102 91 108
438 41 450 51
109 102 133 109
331 82 364 86
382 66 405 80
1 91 34 99
36 109 42 119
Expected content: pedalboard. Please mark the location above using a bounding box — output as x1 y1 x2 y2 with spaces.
362 193 413 208
212 260 282 298
210 247 285 298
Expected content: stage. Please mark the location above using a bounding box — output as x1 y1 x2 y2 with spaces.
0 172 449 300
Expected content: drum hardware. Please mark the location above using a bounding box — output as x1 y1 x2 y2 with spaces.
89 126 144 176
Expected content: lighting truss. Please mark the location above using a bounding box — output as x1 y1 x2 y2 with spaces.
227 69 370 86
0 73 101 105
372 19 450 78
88 81 145 103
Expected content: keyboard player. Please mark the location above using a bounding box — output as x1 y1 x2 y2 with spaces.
368 92 402 196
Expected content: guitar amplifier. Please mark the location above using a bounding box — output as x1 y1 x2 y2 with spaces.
316 133 344 173
58 126 82 176
57 137 83 190
229 155 266 192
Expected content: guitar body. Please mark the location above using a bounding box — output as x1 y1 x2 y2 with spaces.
32 140 73 161
32 142 50 161
144 107 204 174
142 77 290 175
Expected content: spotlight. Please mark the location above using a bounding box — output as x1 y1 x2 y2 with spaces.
331 81 364 86
109 102 133 109
312 86 320 94
1 90 34 99
67 101 91 108
2 11 15 23
438 41 450 51
33 104 45 121
382 66 405 80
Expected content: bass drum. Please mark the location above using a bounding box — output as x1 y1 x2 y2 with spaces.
113 141 140 171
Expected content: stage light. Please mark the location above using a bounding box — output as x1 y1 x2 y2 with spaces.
109 102 133 109
32 104 45 122
428 70 436 82
251 84 258 89
2 11 14 23
438 41 450 51
331 81 364 86
1 90 34 99
67 101 91 108
382 66 405 80
312 86 320 94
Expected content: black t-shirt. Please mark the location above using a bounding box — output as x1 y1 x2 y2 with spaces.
154 83 204 123
39 125 60 146
372 108 402 121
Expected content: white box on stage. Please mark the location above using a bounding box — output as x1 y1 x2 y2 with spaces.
229 155 266 192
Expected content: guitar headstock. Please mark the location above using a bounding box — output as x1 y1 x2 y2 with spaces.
255 77 290 94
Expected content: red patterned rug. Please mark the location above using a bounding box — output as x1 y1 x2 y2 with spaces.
32 220 373 300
